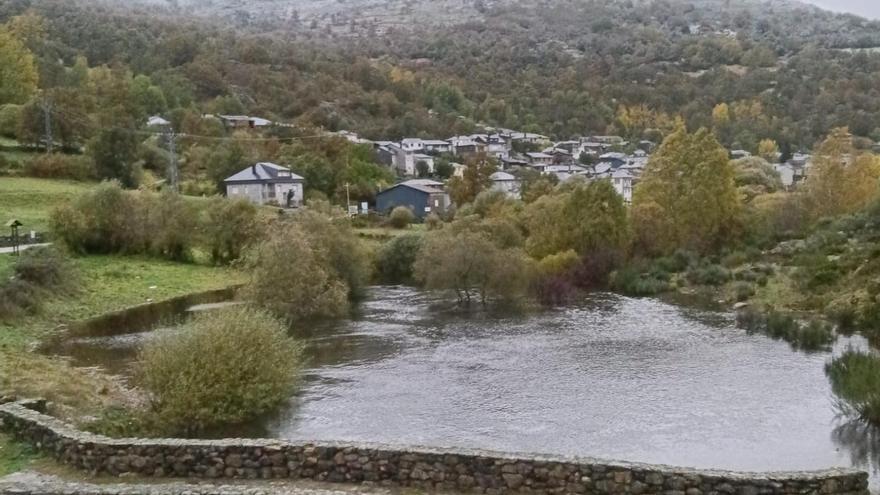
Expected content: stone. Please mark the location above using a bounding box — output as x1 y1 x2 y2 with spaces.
225 454 243 469
503 473 525 489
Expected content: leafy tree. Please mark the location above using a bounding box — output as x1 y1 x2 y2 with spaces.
523 180 629 259
0 28 38 105
89 128 141 187
200 196 262 265
376 233 424 283
0 103 20 138
413 229 531 306
804 128 880 220
632 124 741 254
241 222 350 321
758 139 780 163
447 152 497 206
732 156 783 202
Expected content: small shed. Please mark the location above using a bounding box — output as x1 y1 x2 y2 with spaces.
376 180 450 219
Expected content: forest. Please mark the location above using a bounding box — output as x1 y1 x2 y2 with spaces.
2 0 880 155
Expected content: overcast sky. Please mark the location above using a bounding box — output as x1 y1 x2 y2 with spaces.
802 0 880 19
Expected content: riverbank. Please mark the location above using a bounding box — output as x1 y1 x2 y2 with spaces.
0 253 244 470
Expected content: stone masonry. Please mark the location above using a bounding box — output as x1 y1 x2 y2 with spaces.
0 401 869 495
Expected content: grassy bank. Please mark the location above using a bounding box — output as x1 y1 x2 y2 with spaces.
0 253 244 430
0 178 95 233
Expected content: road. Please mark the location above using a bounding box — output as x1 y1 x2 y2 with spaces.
0 243 52 255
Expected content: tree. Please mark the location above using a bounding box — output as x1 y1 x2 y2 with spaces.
89 128 141 187
413 229 531 306
712 103 730 126
632 124 741 254
732 156 783 202
447 152 497 206
758 139 780 163
804 128 880 220
523 180 629 259
0 28 38 105
201 196 262 265
241 222 350 321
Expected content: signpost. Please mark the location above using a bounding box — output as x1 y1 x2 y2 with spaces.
7 219 23 256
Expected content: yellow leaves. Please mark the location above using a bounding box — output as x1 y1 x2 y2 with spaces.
0 27 38 105
804 127 880 220
712 103 730 125
758 139 779 162
616 104 676 138
389 66 415 84
633 126 741 254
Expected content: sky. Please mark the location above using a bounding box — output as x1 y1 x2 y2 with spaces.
801 0 880 19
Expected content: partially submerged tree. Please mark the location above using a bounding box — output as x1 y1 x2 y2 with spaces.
632 124 741 255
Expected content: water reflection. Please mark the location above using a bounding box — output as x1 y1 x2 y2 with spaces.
833 419 880 481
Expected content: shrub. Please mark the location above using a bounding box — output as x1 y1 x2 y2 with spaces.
0 279 41 320
738 309 834 352
200 196 262 265
376 233 423 284
610 263 672 296
414 229 532 306
51 181 143 254
424 212 443 230
388 206 415 229
685 263 731 286
142 190 197 262
24 154 94 181
13 246 75 289
731 281 755 302
296 210 371 300
0 104 21 138
826 351 880 425
138 306 303 435
241 222 351 321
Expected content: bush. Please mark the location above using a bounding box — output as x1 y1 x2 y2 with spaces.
376 233 423 284
414 229 533 306
610 263 672 296
0 247 76 321
0 104 21 138
200 196 262 265
425 212 443 230
51 181 143 254
685 263 731 286
731 281 755 302
24 153 94 181
241 222 351 321
138 306 303 435
13 246 75 289
142 190 197 262
738 309 834 352
826 351 880 425
388 206 415 229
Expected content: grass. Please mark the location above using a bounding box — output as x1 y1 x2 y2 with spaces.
0 433 39 476
0 178 95 233
0 254 245 433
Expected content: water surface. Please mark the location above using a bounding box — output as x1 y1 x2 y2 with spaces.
49 286 878 483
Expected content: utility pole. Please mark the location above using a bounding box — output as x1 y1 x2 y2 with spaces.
164 127 179 193
345 182 352 216
41 97 53 153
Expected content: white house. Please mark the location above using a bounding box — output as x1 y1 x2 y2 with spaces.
526 152 553 166
401 138 425 152
224 162 304 207
611 169 635 203
489 171 521 199
423 139 452 154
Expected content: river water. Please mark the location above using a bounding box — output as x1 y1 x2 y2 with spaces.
48 286 880 484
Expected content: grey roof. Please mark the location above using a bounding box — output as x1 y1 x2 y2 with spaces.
224 162 304 184
490 171 517 181
380 179 446 195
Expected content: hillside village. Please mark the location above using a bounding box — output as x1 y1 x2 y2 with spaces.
211 113 814 216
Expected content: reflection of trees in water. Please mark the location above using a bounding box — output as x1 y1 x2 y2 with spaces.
832 417 880 473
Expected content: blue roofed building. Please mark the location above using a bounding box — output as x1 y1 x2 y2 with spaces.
376 179 450 219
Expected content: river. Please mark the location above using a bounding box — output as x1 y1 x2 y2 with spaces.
47 286 880 486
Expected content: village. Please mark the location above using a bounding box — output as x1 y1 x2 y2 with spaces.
213 113 814 218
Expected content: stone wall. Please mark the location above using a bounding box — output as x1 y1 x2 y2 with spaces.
0 401 869 495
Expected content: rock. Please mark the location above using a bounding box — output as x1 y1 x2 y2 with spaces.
503 473 525 489
224 454 243 468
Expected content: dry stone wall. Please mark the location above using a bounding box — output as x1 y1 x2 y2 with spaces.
0 401 869 495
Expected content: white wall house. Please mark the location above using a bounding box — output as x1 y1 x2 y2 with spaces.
224 162 304 207
489 171 521 199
